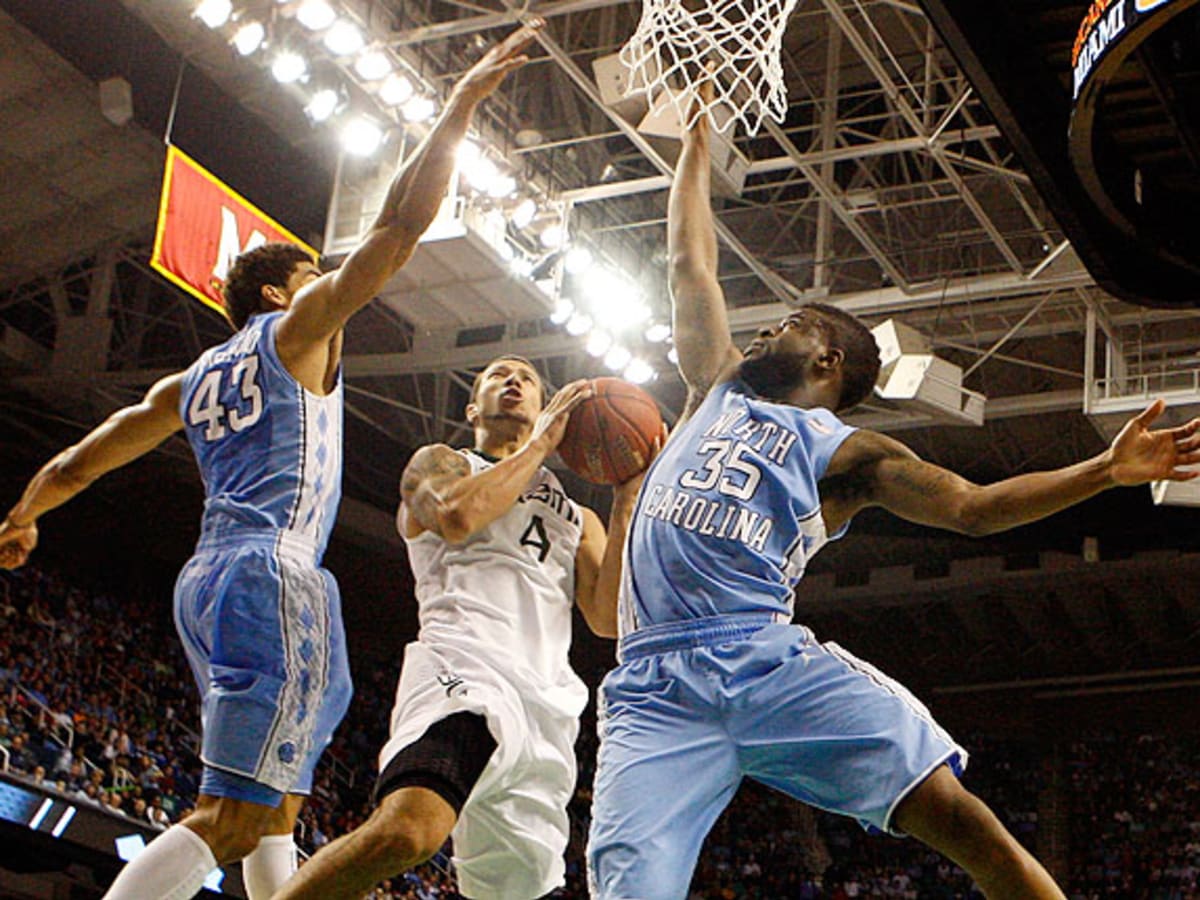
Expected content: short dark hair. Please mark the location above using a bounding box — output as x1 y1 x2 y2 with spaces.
807 303 881 412
222 243 314 329
469 356 545 406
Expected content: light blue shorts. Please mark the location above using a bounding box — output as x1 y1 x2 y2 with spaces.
174 531 354 805
587 616 966 900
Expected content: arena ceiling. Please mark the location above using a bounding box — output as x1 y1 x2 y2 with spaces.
1 0 1199 684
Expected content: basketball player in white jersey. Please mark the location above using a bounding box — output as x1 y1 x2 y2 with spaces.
0 23 543 900
270 355 644 900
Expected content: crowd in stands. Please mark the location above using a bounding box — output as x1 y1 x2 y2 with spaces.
1 564 1198 899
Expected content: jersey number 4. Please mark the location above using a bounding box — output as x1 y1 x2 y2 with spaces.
187 356 264 441
520 515 552 563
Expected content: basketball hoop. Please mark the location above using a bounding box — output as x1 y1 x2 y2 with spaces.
619 0 798 137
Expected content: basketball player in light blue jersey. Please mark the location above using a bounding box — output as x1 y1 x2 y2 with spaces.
586 86 1200 900
0 23 544 900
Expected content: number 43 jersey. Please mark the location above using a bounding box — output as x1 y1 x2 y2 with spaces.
180 312 343 561
622 378 856 636
404 450 587 714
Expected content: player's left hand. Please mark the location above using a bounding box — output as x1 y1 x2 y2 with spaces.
0 518 38 570
613 423 670 505
452 17 544 104
1107 399 1200 485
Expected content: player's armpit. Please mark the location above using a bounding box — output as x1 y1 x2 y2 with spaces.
399 444 472 538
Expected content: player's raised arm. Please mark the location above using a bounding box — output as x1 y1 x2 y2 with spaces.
668 81 742 415
277 19 545 351
0 373 185 569
822 400 1200 537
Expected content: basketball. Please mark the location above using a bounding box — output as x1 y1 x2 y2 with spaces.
559 377 664 485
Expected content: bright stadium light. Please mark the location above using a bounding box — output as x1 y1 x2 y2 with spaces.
624 357 656 384
565 312 593 336
586 330 614 358
486 174 517 199
379 73 414 106
340 117 383 156
510 256 534 278
539 223 566 249
324 21 364 56
510 198 537 229
232 21 266 56
296 0 336 30
271 51 308 84
354 50 392 81
402 95 436 123
564 246 593 275
304 89 340 122
604 345 632 371
550 299 574 324
194 0 232 29
644 322 671 343
667 346 679 364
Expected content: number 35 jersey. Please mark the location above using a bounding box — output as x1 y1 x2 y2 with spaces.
621 378 856 636
180 311 343 561
404 451 587 715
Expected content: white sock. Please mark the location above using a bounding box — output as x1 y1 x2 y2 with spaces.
102 824 219 900
242 834 298 900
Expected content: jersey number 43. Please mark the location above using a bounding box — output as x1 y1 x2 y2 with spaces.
187 355 265 441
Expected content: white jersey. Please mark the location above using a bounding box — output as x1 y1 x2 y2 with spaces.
403 449 587 718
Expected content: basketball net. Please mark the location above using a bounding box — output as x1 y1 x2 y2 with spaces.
619 0 798 137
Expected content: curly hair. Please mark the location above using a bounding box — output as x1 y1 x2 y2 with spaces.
222 243 314 329
806 303 881 412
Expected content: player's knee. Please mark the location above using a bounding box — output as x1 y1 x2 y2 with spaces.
367 803 446 870
184 800 276 863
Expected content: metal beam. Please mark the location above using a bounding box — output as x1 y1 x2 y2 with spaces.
390 0 637 46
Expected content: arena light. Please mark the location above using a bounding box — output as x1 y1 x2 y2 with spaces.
564 246 593 275
549 299 574 324
510 197 537 229
539 222 566 249
667 346 679 365
402 95 436 123
510 256 534 278
271 51 308 84
624 358 656 385
379 73 414 106
604 345 633 372
565 312 593 336
586 330 614 358
644 322 671 343
296 0 337 30
340 117 383 157
232 21 266 56
194 0 232 29
487 174 517 199
304 88 340 123
354 50 392 81
324 21 364 56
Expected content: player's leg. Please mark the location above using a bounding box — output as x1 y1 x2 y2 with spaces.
587 652 740 900
273 710 494 899
893 766 1065 899
241 794 306 900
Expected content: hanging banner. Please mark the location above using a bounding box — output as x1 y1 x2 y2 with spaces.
150 145 318 319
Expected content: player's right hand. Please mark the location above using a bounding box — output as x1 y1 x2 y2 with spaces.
530 380 593 454
452 17 544 104
0 518 37 570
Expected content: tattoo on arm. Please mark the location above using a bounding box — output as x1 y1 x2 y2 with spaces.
887 459 956 500
401 447 471 530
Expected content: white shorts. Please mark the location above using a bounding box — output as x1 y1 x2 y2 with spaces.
379 641 583 900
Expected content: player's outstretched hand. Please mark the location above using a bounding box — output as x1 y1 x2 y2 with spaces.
530 380 593 454
1108 399 1200 485
0 518 37 570
452 18 544 105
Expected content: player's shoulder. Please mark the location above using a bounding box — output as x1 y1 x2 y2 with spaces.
824 428 913 477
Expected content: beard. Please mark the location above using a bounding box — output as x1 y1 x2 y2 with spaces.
738 350 809 400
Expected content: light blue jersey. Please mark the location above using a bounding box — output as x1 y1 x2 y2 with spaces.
173 312 352 803
621 378 856 635
180 311 343 560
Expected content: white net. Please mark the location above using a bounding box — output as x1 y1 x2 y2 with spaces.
619 0 799 137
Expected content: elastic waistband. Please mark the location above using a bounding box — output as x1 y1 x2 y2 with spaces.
196 528 320 562
618 614 780 661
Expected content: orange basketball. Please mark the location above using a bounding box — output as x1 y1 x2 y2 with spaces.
559 377 664 485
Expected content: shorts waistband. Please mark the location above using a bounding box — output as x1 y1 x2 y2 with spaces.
618 614 780 661
196 528 320 561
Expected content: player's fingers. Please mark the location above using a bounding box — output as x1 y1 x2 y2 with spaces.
1134 398 1166 427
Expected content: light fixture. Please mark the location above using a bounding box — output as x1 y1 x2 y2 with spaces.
271 51 308 84
354 50 392 81
624 358 656 384
510 198 537 229
564 246 593 275
510 256 534 278
464 158 498 192
604 345 632 371
305 88 340 123
539 223 566 249
667 346 679 364
487 174 517 199
585 268 649 329
194 0 232 29
324 21 364 56
644 322 671 343
296 0 336 30
340 117 384 157
586 330 614 358
379 73 414 106
550 299 574 324
402 95 436 123
232 21 266 56
565 312 593 336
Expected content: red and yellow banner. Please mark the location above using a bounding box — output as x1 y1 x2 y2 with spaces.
150 145 318 319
